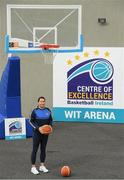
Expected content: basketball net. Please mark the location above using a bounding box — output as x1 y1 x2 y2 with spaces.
40 44 60 65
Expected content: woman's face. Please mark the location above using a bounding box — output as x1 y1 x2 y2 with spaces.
38 98 45 108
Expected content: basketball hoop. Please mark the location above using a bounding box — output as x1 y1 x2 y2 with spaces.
39 44 60 64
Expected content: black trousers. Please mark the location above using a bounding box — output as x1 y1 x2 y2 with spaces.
31 130 49 165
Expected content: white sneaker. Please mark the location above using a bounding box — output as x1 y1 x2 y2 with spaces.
39 165 49 173
31 167 39 175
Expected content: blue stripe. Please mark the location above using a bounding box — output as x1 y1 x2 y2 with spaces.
4 35 9 53
52 107 124 123
5 135 26 140
5 34 83 54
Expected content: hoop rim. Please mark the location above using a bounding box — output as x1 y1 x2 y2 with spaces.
39 44 60 50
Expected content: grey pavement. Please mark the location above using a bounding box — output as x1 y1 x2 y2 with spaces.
0 122 124 179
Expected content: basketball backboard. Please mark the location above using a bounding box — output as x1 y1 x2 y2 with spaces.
5 4 83 54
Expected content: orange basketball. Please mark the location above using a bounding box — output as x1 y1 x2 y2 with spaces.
60 166 71 177
40 125 52 135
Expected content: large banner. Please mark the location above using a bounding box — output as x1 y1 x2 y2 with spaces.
53 47 124 123
5 117 26 140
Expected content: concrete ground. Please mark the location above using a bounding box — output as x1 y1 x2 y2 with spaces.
0 122 124 179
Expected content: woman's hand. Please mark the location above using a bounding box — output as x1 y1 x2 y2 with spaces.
38 126 44 134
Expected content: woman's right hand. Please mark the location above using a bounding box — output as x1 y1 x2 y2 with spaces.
38 126 44 134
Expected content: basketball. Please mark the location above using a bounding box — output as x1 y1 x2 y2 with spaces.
60 166 71 177
39 125 52 135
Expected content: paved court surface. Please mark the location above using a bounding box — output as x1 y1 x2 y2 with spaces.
0 122 124 179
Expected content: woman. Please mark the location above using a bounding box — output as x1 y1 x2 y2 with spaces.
30 96 53 175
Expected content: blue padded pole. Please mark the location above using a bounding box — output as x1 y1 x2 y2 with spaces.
0 56 22 118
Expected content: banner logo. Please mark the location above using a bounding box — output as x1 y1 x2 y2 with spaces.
9 121 22 134
67 57 114 105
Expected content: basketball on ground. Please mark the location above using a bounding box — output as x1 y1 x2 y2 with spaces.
60 166 71 177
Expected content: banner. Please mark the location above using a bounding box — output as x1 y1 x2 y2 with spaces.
4 117 26 140
53 47 124 123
